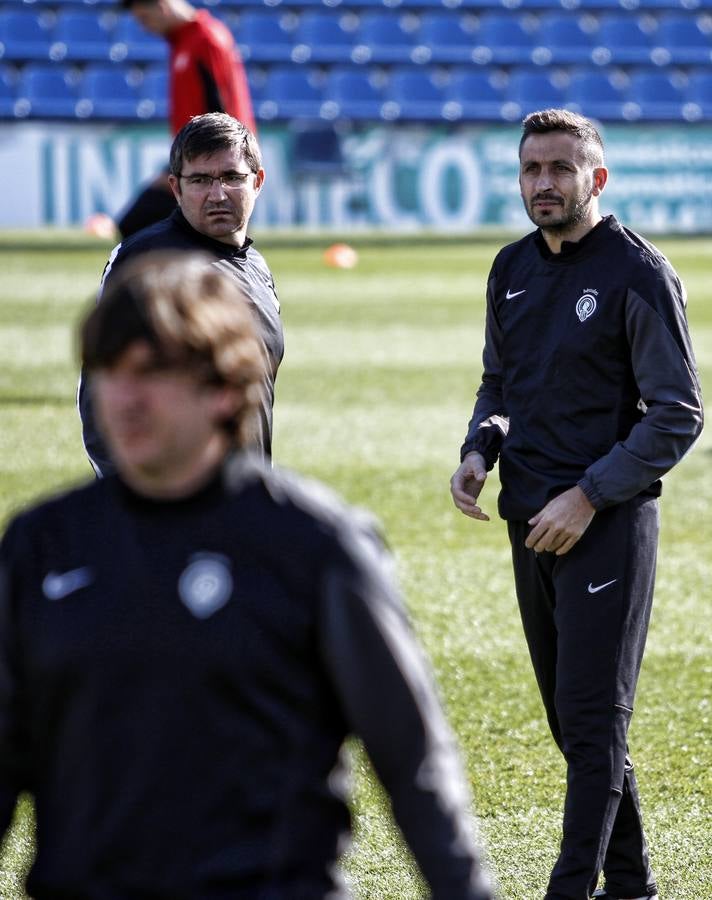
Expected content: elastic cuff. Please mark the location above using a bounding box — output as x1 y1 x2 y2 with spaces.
577 477 604 511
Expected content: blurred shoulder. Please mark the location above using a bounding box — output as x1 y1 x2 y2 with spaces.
225 454 387 563
2 478 108 553
491 230 539 275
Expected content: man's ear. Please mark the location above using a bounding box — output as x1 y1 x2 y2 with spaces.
211 385 243 424
168 174 182 204
592 166 608 196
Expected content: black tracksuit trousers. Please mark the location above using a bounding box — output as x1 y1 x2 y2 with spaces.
508 495 660 900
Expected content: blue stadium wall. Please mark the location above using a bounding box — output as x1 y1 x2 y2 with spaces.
1 121 712 231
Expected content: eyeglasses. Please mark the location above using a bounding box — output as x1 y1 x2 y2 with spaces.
177 171 253 191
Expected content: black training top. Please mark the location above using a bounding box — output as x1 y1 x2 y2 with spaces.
461 216 703 521
0 455 492 900
78 209 284 474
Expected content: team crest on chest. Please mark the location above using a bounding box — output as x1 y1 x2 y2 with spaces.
576 288 598 322
178 553 233 619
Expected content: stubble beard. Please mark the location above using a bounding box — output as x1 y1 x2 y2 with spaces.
527 192 591 238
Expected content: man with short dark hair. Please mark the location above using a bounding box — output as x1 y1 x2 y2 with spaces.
115 0 255 238
450 109 702 900
1 253 494 900
79 112 282 475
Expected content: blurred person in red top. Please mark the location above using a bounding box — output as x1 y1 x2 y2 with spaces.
115 0 256 239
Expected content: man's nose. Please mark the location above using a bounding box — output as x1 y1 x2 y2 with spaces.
534 168 554 191
207 177 228 200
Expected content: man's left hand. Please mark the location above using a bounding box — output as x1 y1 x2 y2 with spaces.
525 486 595 556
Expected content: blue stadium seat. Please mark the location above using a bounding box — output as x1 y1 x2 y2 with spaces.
362 0 446 8
337 0 387 6
291 123 344 175
644 0 712 6
471 13 537 65
375 0 451 9
16 62 80 117
233 12 296 63
292 11 358 63
138 64 168 119
0 64 18 116
50 11 113 62
383 67 446 120
0 11 52 61
354 13 421 64
684 68 712 120
200 0 268 6
569 0 656 7
532 13 596 65
246 65 267 106
569 0 635 6
323 65 385 119
566 68 628 120
111 13 168 62
416 13 478 64
443 67 505 120
250 0 336 8
455 0 527 7
651 13 712 65
591 14 655 65
257 65 327 119
77 63 141 118
625 69 687 119
504 69 568 118
48 0 116 5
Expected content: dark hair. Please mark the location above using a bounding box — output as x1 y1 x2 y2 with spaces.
169 113 262 178
81 251 266 447
519 109 604 167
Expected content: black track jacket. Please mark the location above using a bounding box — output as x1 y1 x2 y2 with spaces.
461 216 703 521
0 455 492 900
78 209 284 474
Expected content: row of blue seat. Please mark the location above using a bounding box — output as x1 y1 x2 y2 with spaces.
251 63 711 120
9 0 712 10
1 8 711 65
0 61 166 116
0 9 167 61
233 10 712 66
2 61 711 121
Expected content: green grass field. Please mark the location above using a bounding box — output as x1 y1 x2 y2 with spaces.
0 230 709 899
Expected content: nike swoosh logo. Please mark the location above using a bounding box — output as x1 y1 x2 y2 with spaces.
506 289 526 299
587 579 617 594
42 568 94 601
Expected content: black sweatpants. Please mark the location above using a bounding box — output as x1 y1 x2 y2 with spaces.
508 495 659 900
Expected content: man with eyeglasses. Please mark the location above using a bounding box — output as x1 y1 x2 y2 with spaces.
79 112 283 476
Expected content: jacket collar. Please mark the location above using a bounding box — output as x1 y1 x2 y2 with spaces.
171 207 254 259
534 215 614 261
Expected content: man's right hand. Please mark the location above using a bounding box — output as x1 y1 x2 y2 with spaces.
449 451 490 521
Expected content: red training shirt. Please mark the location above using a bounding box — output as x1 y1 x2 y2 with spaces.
167 10 256 136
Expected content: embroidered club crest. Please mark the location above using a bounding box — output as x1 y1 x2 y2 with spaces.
178 553 233 619
576 289 598 322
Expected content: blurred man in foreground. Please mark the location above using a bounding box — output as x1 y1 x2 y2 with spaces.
1 253 494 900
